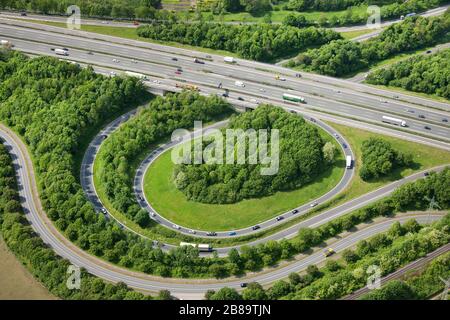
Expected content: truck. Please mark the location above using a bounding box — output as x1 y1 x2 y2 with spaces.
179 242 212 252
224 56 235 63
283 93 305 103
346 155 352 169
54 48 69 56
124 71 148 80
175 83 199 91
234 80 245 87
382 115 407 127
0 40 11 46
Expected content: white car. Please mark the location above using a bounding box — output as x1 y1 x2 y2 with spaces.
310 202 318 208
189 229 196 234
150 212 156 217
172 224 180 230
250 98 259 104
152 80 161 84
131 59 138 64
112 58 120 63
109 71 116 76
259 88 265 92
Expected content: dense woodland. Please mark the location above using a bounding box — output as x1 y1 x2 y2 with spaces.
359 138 413 181
98 91 233 227
137 22 341 61
366 49 450 99
174 106 327 204
286 12 450 76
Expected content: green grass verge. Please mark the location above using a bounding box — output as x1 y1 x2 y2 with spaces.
340 29 376 40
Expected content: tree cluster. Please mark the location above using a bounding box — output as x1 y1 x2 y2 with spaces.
174 105 326 204
359 138 413 181
366 49 450 99
287 12 450 76
137 22 341 61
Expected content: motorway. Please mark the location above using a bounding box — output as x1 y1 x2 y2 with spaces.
0 124 446 297
1 20 450 144
1 14 450 298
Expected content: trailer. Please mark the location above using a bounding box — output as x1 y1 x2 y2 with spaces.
180 242 212 252
283 93 305 103
124 71 148 80
382 115 407 127
346 155 352 169
224 56 235 63
54 48 69 56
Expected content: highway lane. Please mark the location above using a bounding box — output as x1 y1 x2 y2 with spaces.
2 29 450 142
1 18 450 116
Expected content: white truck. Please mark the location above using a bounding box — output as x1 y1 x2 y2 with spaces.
1 40 11 46
234 80 245 87
382 115 407 127
346 155 352 169
124 71 148 80
224 56 235 63
180 242 212 252
54 48 69 56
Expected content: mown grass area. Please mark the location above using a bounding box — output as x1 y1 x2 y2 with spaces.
205 5 368 23
143 126 344 231
328 122 450 202
340 29 376 40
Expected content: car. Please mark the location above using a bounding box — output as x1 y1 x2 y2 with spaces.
310 118 316 123
424 126 431 130
109 71 116 76
189 229 196 234
175 71 181 75
342 143 348 149
171 57 178 61
424 172 430 177
133 21 140 26
207 231 217 236
380 99 388 103
177 68 183 72
112 58 120 63
276 216 284 221
333 133 339 138
217 82 223 89
20 12 27 16
310 202 318 208
324 248 335 257
62 47 69 51
252 225 261 231
153 80 161 84
426 50 432 54
101 208 107 214
393 95 399 99
240 283 248 288
250 98 259 104
101 21 109 24
194 58 204 64
205 55 212 59
150 212 156 217
138 195 143 201
292 209 299 214
172 224 180 230
442 118 448 123
131 59 138 64
237 97 244 101
222 93 229 97
295 73 302 78
102 134 108 140
290 110 297 114
87 51 94 55
419 114 426 119
259 88 265 92
228 231 237 236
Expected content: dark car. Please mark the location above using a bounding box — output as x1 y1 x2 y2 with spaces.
310 117 316 123
419 114 425 119
292 209 299 214
426 50 432 54
194 58 205 64
276 216 284 221
176 67 182 72
207 232 217 236
342 143 348 149
171 57 178 61
295 73 302 78
252 225 260 231
424 172 430 176
222 93 229 97
87 51 94 55
237 97 244 101
424 126 431 130
20 12 27 16
442 118 448 123
240 283 248 288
